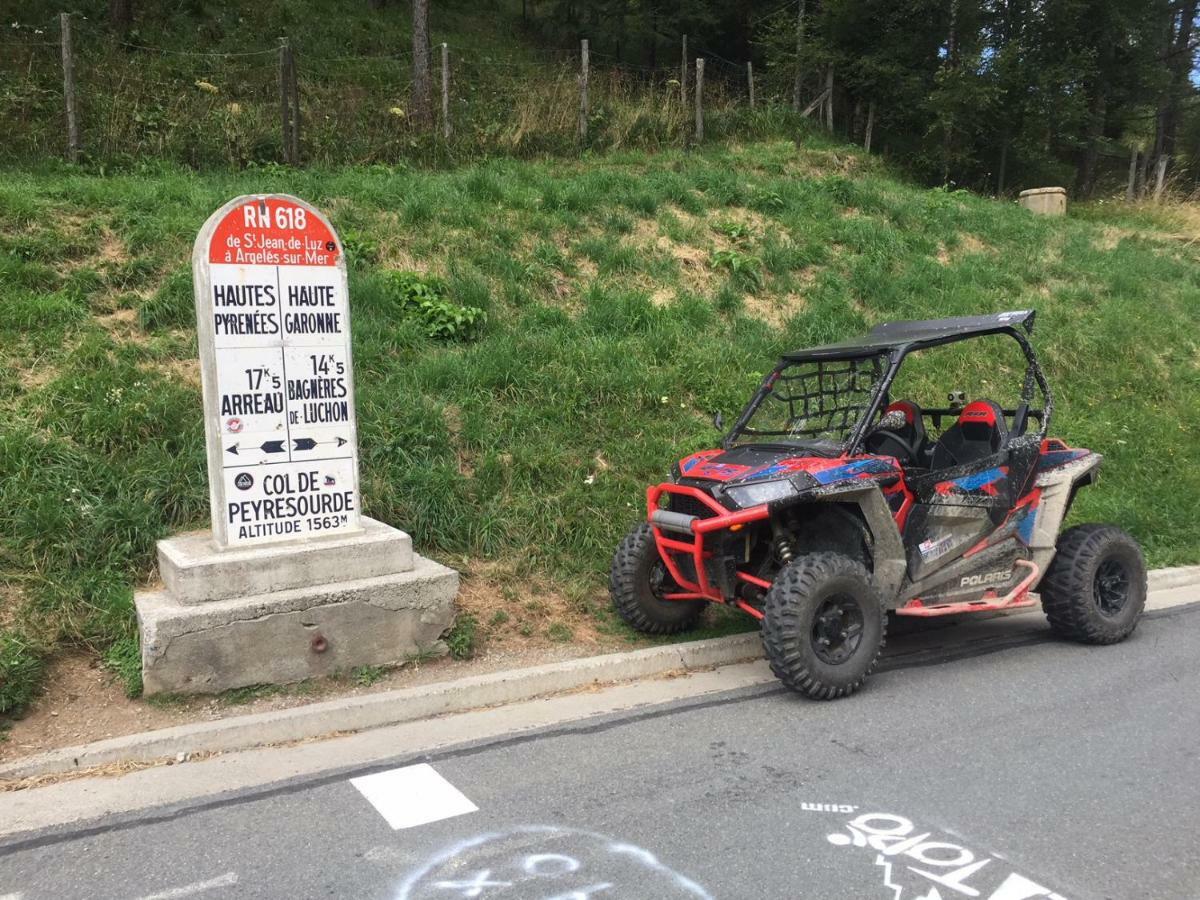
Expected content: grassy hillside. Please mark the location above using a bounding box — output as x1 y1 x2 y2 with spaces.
2 134 1199 718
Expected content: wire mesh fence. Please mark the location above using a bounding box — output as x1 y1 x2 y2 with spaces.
1 15 799 169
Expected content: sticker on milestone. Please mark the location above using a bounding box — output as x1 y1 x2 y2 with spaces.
809 805 1070 899
919 536 954 560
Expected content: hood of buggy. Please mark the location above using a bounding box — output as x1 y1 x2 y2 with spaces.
676 446 901 490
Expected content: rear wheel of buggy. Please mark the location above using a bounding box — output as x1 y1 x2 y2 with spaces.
762 553 886 700
609 523 707 635
1041 524 1146 644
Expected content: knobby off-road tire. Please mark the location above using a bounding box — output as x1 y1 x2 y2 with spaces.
762 553 886 700
609 523 706 635
1041 524 1147 644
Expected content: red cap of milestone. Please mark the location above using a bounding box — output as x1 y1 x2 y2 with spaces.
207 197 339 266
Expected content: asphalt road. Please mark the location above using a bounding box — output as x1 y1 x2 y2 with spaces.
2 602 1198 900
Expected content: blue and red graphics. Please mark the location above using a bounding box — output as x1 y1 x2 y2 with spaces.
678 450 752 482
1037 448 1090 472
1013 499 1039 544
679 449 900 486
806 456 898 484
935 465 1008 497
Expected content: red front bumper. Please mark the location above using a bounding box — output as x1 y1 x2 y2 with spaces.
647 483 771 618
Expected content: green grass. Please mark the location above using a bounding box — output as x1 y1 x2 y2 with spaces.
2 138 1199 719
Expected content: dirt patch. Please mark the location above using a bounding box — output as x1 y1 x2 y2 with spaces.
96 307 148 345
97 229 129 267
714 207 770 235
457 561 616 649
650 286 674 307
936 232 992 265
161 357 201 387
0 583 23 630
743 282 811 328
13 359 59 392
1094 225 1140 252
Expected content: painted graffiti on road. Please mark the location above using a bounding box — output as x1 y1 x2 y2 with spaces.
395 826 712 899
811 806 1069 900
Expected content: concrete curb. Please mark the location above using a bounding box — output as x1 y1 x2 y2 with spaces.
4 564 1198 784
1147 564 1200 592
0 632 764 783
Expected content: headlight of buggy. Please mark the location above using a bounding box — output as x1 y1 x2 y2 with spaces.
726 478 799 508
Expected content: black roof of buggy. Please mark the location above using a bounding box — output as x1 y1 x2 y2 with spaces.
783 310 1037 362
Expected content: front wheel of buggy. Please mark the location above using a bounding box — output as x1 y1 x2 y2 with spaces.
610 523 706 635
762 554 886 700
1041 524 1146 644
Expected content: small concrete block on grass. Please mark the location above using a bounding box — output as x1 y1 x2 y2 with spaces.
1018 187 1067 216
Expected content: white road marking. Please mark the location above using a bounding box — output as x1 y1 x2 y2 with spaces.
135 871 238 899
351 762 478 830
0 892 24 900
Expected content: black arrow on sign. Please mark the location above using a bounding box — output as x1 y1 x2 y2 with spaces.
260 440 286 454
336 436 348 447
293 437 317 451
226 443 239 455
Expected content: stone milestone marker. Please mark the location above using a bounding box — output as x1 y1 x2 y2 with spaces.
135 195 458 696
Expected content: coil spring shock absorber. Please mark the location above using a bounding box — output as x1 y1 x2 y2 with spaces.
771 520 797 564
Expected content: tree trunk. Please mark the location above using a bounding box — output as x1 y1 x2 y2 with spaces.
997 133 1009 196
941 0 959 185
1075 86 1107 199
109 0 133 32
1161 0 1198 161
411 0 433 128
791 0 806 112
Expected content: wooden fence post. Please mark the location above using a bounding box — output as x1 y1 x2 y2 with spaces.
681 35 688 107
287 43 300 164
824 68 834 130
864 101 875 153
1126 146 1138 201
747 62 755 108
278 39 294 165
59 12 80 162
441 42 451 139
694 58 704 142
578 39 589 141
801 87 828 118
1154 155 1169 202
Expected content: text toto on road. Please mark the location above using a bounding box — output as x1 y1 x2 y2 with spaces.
193 195 361 548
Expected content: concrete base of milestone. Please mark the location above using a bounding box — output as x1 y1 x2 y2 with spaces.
135 517 458 696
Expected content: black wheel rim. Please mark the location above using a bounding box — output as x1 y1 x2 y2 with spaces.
1094 558 1130 617
649 560 672 600
811 594 866 665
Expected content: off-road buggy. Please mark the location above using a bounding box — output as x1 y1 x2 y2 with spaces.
610 310 1147 699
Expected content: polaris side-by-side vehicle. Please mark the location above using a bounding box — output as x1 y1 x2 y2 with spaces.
610 310 1147 699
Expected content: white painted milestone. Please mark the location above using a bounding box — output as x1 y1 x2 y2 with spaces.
193 195 361 548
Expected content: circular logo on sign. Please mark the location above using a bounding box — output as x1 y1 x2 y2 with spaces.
226 418 243 433
234 473 254 491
